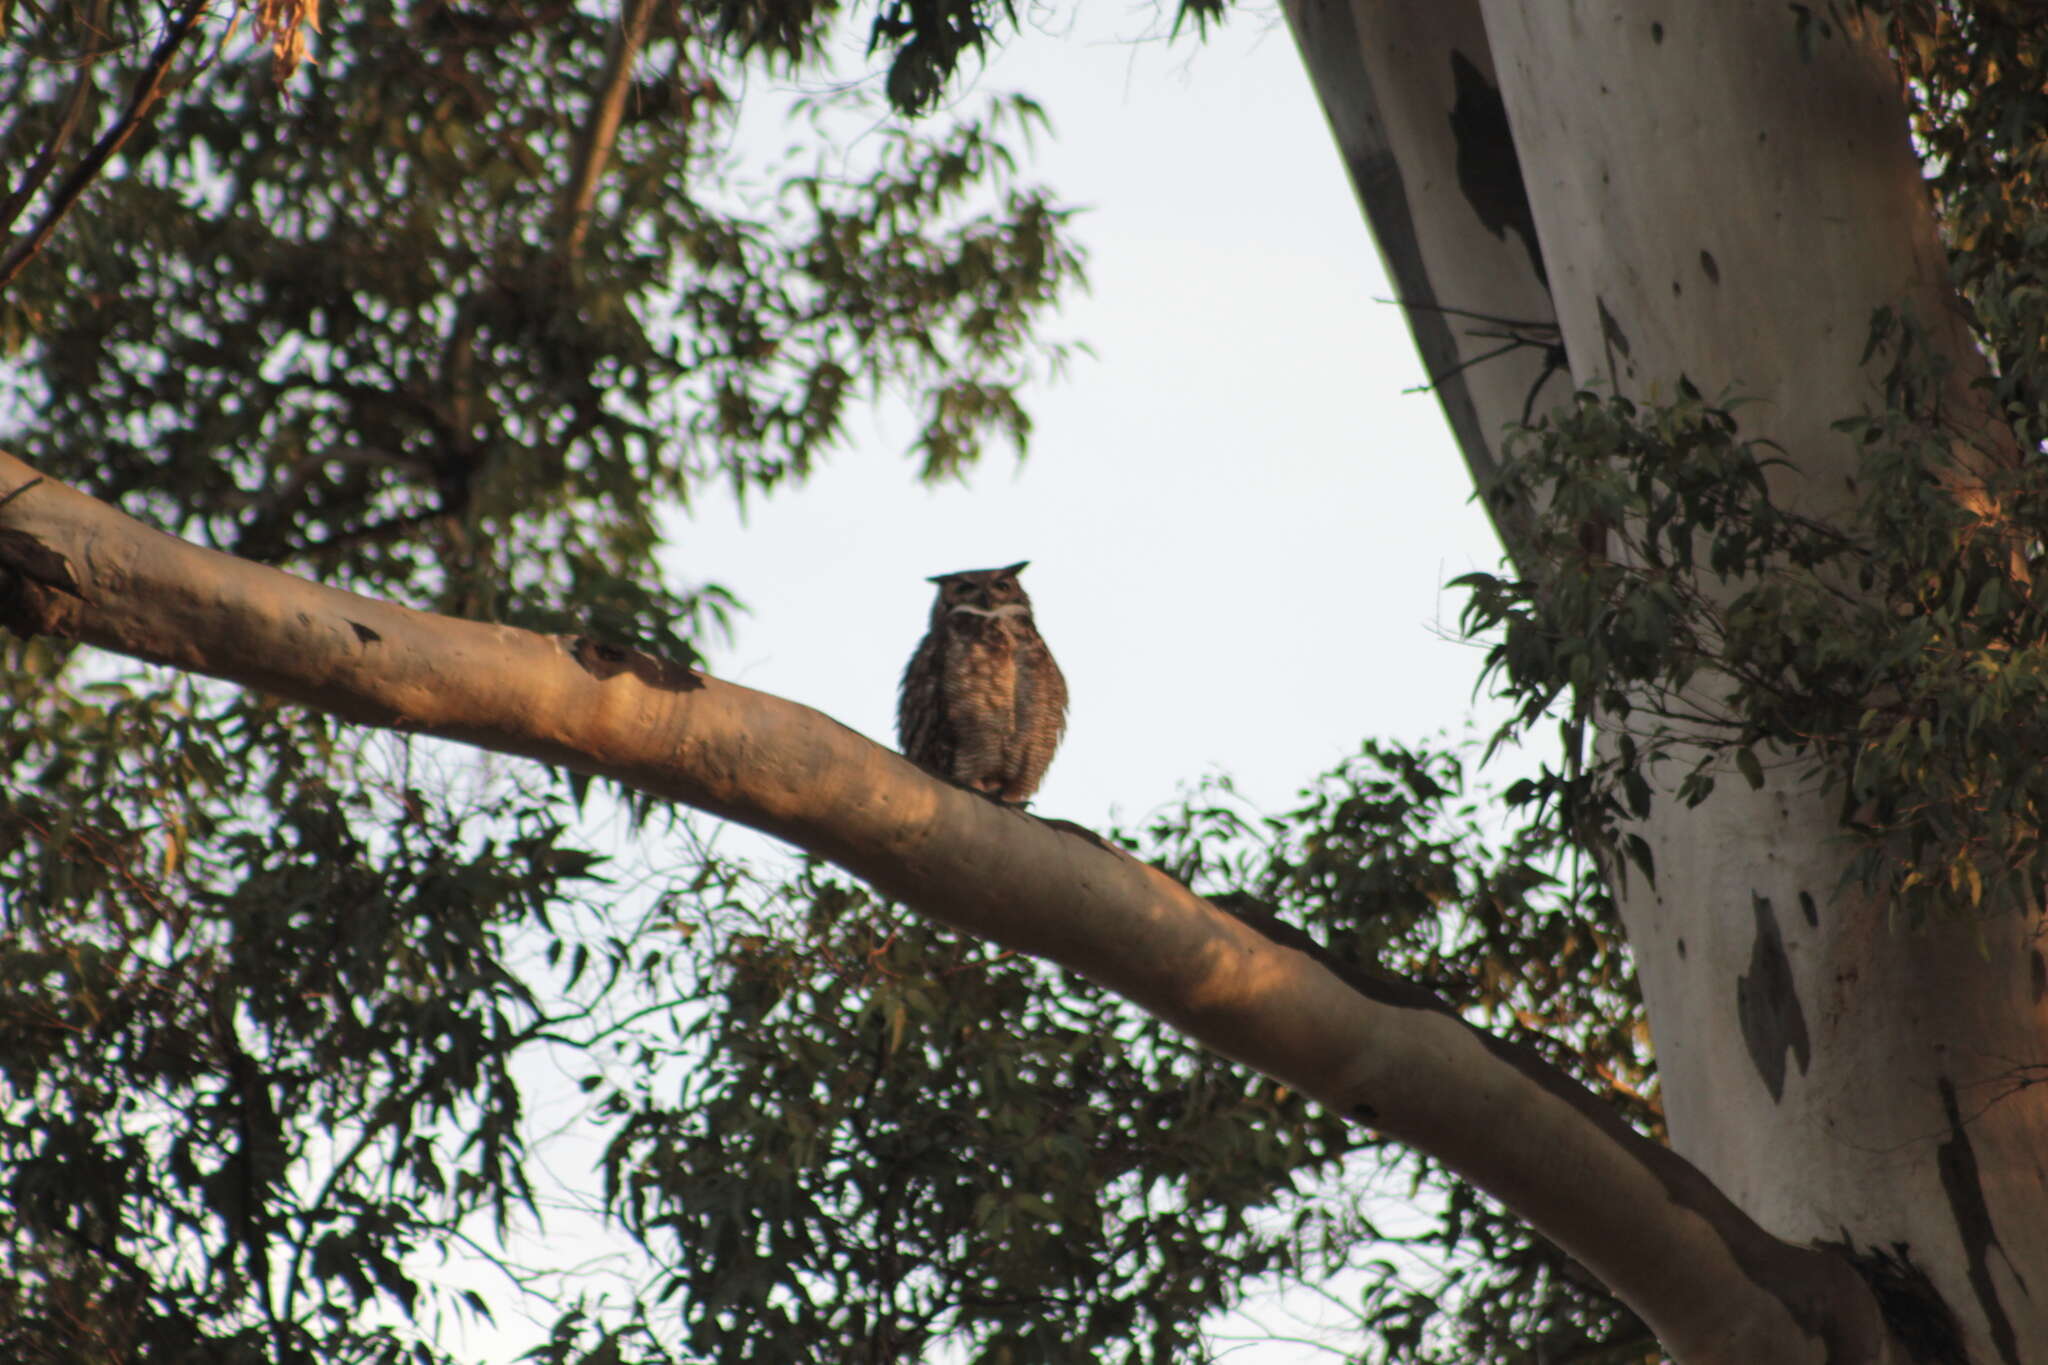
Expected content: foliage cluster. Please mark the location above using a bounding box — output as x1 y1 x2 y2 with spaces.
0 0 1087 1360
1459 356 2048 924
0 654 595 1362
1453 1 2048 927
558 742 1651 1365
2 0 1082 646
1880 0 2048 425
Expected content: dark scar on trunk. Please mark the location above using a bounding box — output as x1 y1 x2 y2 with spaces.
1736 894 1810 1101
1936 1077 2023 1365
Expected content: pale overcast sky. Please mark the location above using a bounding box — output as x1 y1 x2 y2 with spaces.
672 6 1520 840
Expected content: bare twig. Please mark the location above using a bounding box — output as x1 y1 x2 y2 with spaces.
0 0 208 298
556 0 658 265
0 0 115 239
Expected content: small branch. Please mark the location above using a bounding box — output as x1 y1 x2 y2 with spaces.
556 0 658 265
0 0 114 240
0 0 208 297
1374 294 1559 333
1404 337 1531 396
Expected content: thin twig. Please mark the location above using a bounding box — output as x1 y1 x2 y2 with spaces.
557 0 658 265
0 0 115 239
1373 293 1560 332
0 0 208 298
1403 337 1529 396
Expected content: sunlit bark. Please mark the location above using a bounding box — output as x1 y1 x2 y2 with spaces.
0 448 1895 1365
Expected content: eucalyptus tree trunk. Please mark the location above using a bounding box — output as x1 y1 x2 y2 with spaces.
1284 2 2048 1360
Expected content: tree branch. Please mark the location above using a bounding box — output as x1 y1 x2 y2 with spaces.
0 0 114 240
0 0 206 297
0 449 1897 1365
556 0 658 265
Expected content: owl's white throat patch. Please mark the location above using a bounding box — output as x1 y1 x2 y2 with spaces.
949 604 1031 619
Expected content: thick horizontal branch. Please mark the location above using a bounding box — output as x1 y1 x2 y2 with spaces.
0 450 1892 1365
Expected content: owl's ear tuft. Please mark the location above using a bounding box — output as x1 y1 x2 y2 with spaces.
926 571 958 585
999 561 1029 577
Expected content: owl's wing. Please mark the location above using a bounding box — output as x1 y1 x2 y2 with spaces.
1041 648 1069 749
1005 638 1068 802
896 633 949 770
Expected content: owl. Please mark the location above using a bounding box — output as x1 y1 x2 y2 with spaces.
897 561 1068 805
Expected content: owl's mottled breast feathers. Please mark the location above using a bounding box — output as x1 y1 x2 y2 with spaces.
896 562 1068 805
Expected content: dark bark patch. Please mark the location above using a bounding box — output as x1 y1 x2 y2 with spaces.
1823 1240 1966 1365
1799 889 1818 926
1596 297 1632 358
2030 949 2045 1004
1651 20 1665 43
0 527 85 599
348 620 382 645
1736 893 1810 1101
1676 937 1687 958
569 635 705 691
1448 50 1549 289
1937 1077 2025 1365
1700 248 1721 283
1597 297 1636 383
0 521 91 638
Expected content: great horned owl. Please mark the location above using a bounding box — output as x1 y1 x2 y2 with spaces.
897 561 1068 805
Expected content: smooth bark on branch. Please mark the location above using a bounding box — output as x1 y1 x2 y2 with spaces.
0 449 1893 1365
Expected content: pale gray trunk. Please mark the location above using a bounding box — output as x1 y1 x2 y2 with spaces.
1286 2 2048 1360
1281 0 1565 561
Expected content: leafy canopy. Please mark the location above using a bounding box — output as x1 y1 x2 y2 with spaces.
1460 5 2048 929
